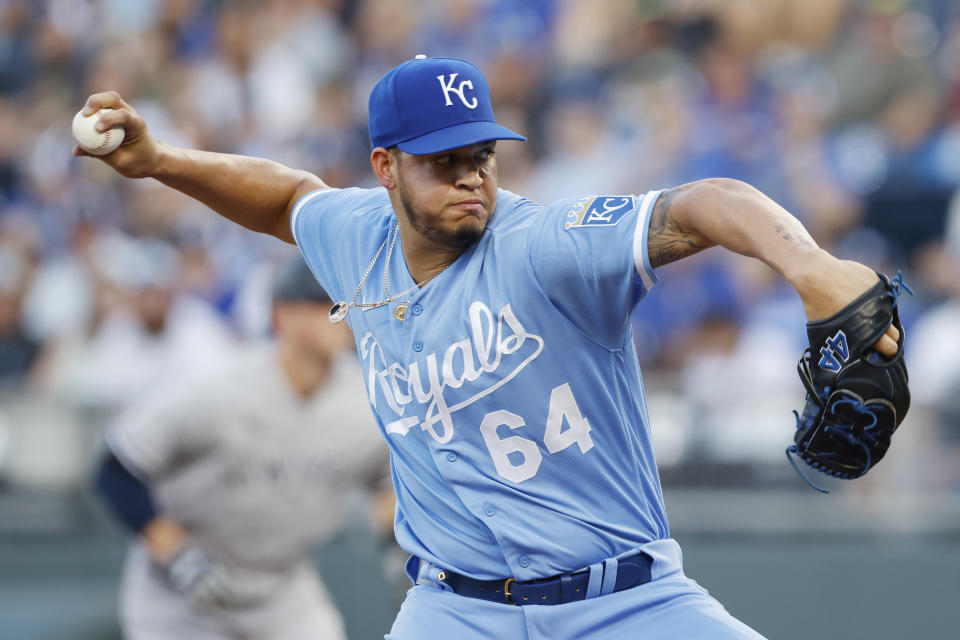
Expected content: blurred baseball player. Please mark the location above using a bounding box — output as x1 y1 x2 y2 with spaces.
79 56 902 639
95 257 388 640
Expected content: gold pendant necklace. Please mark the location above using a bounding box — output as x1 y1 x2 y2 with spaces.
329 223 416 323
391 264 447 321
329 222 450 324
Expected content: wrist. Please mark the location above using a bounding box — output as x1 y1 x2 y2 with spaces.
779 248 837 297
788 253 882 322
150 141 186 182
142 516 190 564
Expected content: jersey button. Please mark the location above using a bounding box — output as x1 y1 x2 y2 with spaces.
411 304 423 316
445 451 457 462
519 556 531 568
413 340 423 352
483 502 496 517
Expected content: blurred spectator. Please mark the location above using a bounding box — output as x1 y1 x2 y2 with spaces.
824 6 940 127
32 231 237 416
0 1 36 96
20 220 99 344
908 190 960 416
854 84 958 261
0 244 39 381
525 75 638 202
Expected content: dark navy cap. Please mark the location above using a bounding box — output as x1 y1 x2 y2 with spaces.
368 55 526 155
272 257 331 304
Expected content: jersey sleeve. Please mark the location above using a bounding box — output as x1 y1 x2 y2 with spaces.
290 187 390 305
528 190 663 349
289 188 348 304
105 380 207 479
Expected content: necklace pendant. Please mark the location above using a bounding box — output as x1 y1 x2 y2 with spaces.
394 303 408 321
329 302 349 324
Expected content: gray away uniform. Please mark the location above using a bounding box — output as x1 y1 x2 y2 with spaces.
107 346 387 640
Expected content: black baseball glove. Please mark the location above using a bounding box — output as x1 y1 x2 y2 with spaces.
787 271 912 492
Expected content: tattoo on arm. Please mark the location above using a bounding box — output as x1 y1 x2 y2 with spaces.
773 217 816 250
647 186 708 268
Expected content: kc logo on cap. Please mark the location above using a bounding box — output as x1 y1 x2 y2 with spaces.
368 56 526 155
437 73 479 109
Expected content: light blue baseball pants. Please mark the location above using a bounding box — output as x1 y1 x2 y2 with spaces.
385 539 767 640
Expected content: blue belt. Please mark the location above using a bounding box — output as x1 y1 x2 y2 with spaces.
414 550 653 606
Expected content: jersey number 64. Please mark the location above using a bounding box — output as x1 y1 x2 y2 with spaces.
479 383 594 483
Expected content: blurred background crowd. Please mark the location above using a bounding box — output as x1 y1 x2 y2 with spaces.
3 0 960 491
1 0 959 638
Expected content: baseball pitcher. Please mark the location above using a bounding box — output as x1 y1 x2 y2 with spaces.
79 56 908 639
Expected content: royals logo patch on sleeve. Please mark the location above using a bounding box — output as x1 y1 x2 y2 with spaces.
564 196 636 230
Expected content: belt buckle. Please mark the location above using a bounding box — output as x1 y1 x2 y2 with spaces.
503 577 515 605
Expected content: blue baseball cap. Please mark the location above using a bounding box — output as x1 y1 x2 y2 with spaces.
368 55 526 155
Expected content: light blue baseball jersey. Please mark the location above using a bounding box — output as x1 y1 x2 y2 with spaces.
291 187 666 581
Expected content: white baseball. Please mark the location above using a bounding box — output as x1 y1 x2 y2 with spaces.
72 108 125 156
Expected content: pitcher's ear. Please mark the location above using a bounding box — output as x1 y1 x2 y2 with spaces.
371 147 398 190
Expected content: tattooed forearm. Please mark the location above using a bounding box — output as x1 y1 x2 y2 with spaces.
772 214 816 250
647 186 709 268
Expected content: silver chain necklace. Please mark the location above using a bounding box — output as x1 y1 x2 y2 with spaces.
391 262 449 321
328 222 450 324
